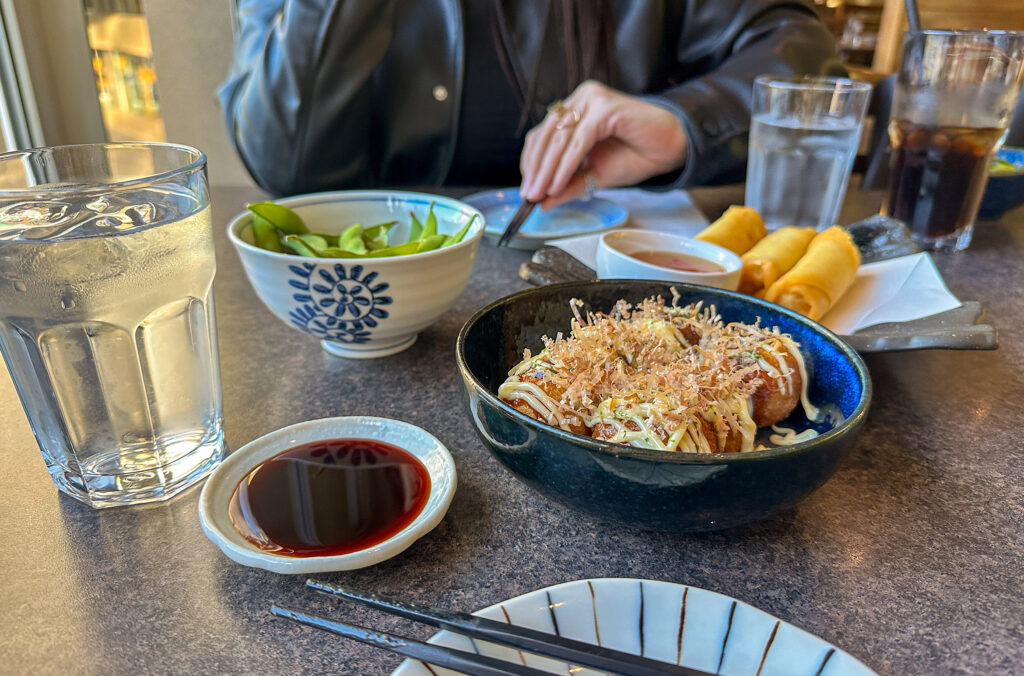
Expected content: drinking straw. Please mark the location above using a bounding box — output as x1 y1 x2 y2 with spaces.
904 0 921 34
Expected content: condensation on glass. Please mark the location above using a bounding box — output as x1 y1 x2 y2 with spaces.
0 143 225 508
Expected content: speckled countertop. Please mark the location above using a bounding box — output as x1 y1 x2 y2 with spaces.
1 185 1021 675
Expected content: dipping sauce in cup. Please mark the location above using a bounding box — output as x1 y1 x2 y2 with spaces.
228 438 430 558
596 230 742 291
626 250 725 273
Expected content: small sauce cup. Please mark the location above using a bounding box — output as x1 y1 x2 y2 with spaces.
198 416 456 574
596 230 742 290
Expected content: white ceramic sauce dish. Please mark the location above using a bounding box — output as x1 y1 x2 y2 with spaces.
596 229 742 291
198 416 456 574
228 191 485 359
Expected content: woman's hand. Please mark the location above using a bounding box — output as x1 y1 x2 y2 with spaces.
519 81 689 209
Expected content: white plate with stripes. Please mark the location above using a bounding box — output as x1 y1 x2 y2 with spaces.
391 578 876 676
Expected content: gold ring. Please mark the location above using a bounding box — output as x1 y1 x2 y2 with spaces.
547 100 581 129
547 100 567 116
555 107 581 130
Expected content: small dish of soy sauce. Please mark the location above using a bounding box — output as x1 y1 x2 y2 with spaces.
198 416 456 574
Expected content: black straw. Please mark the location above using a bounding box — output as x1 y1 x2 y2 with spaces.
904 0 921 34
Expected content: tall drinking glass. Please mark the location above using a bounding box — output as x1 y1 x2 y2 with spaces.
746 75 872 230
0 143 226 508
883 30 1024 251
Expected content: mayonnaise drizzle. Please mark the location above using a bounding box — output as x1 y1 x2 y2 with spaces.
499 299 829 454
784 339 821 422
769 424 820 445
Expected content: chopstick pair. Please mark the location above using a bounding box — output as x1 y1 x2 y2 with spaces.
271 579 712 676
495 199 536 247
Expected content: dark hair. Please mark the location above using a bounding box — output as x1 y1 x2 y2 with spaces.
491 0 616 134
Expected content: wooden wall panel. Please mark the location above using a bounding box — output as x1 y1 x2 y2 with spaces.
873 0 1024 73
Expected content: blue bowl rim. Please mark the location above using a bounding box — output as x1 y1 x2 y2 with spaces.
991 146 1024 176
226 189 486 263
455 279 873 465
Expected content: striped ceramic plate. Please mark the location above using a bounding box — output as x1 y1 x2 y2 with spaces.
392 578 876 676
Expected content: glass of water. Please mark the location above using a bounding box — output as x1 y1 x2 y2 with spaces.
745 75 872 230
0 143 226 508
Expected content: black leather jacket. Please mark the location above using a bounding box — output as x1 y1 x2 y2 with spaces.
220 0 840 196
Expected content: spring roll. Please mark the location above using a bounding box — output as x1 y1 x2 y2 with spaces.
695 206 767 255
762 226 860 321
738 226 817 296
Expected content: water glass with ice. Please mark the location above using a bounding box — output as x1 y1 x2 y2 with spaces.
745 75 872 230
0 143 226 508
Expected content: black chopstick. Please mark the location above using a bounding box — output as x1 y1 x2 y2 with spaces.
496 199 536 247
306 580 713 676
270 605 549 676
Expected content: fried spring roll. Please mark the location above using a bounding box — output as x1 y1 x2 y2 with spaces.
695 206 766 255
738 226 817 296
762 226 861 321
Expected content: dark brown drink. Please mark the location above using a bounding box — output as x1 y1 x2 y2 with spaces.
884 120 1003 240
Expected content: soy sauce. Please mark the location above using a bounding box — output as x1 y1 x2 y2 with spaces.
228 438 430 557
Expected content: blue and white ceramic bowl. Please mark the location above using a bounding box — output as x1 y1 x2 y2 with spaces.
979 146 1024 219
394 578 877 675
456 280 871 532
228 191 485 358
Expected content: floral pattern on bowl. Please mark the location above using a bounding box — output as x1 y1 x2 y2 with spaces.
288 262 392 344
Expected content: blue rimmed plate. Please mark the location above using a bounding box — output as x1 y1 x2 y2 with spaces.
464 188 628 250
392 578 877 675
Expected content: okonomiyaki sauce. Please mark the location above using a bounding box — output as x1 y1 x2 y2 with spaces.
228 438 430 557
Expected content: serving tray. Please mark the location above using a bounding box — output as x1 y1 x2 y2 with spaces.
518 245 997 354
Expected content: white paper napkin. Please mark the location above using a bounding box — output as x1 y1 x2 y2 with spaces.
819 252 961 334
547 190 962 335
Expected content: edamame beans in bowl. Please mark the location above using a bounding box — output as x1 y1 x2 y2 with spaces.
228 190 486 359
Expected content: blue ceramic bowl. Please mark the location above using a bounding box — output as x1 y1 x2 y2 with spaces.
455 280 872 533
979 147 1024 219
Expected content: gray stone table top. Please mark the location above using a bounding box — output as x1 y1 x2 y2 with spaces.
1 185 1022 675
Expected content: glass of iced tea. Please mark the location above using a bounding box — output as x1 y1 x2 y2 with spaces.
883 30 1024 251
0 144 226 508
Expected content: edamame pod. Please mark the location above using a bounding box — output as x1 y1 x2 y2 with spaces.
296 233 329 250
365 240 422 257
364 221 396 251
318 247 364 258
441 214 478 247
408 212 423 240
311 232 340 247
282 235 319 257
363 221 397 241
422 202 438 238
251 214 283 252
248 202 309 234
338 224 368 255
416 233 447 253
